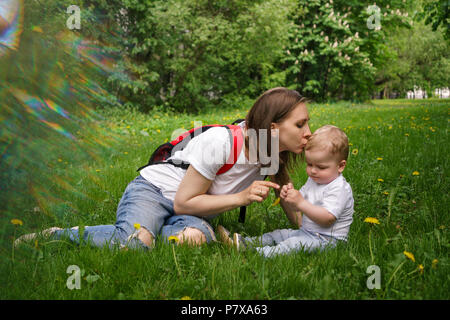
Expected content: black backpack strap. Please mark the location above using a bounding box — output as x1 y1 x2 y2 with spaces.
238 175 269 224
232 119 245 125
238 206 246 223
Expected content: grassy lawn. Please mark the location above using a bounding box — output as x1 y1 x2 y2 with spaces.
1 98 449 299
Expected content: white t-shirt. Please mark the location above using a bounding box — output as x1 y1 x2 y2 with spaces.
140 121 265 204
299 174 354 240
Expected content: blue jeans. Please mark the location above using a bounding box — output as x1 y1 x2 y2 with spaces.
244 227 339 258
52 175 216 249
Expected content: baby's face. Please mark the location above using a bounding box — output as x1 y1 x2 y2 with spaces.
305 148 346 184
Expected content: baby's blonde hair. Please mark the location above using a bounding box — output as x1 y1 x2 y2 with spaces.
306 125 349 161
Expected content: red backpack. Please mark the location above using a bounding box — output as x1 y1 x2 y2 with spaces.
138 119 248 222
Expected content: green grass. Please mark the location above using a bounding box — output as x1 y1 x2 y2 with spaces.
1 99 449 299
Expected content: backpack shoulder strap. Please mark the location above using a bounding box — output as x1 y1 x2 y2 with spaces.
216 124 244 175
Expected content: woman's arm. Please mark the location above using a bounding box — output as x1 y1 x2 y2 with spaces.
174 165 280 217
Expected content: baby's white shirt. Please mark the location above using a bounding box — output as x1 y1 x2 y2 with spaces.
299 174 354 240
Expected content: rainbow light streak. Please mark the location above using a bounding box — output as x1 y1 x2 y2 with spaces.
38 119 75 140
57 30 118 74
0 0 23 55
10 88 75 140
43 99 70 119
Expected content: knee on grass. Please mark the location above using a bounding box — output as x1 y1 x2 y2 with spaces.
175 227 206 246
136 227 155 248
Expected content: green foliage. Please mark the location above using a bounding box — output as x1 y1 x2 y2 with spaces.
7 0 450 109
110 0 295 112
281 0 412 101
376 19 450 97
416 0 450 40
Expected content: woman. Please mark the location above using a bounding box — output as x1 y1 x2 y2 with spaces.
15 87 312 249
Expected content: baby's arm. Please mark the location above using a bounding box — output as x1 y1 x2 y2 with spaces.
281 186 336 228
278 183 302 228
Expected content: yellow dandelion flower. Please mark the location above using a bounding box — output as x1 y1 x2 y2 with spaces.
58 158 63 162
156 129 161 133
432 259 438 269
352 149 358 156
96 169 101 172
405 133 409 136
377 178 384 182
181 296 192 300
383 191 389 195
271 197 281 207
124 152 128 155
11 219 23 226
418 264 424 274
364 217 380 225
134 223 141 230
377 157 383 161
403 251 415 262
412 171 419 176
168 236 179 243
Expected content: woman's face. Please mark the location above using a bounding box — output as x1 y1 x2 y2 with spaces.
272 103 311 154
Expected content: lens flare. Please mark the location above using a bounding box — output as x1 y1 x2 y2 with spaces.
10 88 75 139
0 0 23 56
0 2 128 235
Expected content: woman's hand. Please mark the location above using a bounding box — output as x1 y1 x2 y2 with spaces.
238 181 280 206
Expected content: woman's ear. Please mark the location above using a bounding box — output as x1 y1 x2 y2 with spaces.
271 123 279 136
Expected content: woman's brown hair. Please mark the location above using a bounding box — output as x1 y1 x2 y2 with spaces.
245 87 307 186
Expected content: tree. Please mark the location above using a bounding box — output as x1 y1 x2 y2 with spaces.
112 0 296 112
417 0 450 40
281 0 411 101
376 18 450 97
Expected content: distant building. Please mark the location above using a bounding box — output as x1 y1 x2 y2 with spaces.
434 87 450 98
406 86 450 99
406 86 428 99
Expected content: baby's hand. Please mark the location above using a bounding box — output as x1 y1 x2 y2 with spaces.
280 183 294 199
284 188 304 210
